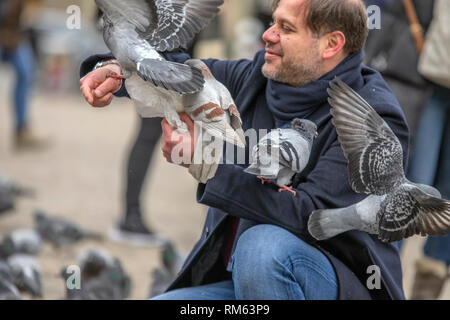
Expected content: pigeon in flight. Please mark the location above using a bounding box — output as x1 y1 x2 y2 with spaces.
95 0 245 147
308 78 450 242
244 118 318 196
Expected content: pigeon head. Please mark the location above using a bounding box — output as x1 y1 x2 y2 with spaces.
289 118 318 142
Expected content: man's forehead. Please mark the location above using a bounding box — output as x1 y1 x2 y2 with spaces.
273 0 308 25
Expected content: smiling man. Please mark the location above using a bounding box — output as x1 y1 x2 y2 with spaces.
80 0 409 300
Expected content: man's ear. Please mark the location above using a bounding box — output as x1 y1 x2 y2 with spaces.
320 31 346 60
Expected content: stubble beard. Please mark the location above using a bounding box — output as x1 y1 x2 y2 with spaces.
262 42 321 87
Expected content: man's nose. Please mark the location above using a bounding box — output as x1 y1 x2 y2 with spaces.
262 25 280 44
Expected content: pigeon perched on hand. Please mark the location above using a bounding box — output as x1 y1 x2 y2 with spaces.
244 118 318 196
34 210 103 248
308 78 450 242
95 0 245 147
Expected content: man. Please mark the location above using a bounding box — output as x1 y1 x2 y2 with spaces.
80 0 409 299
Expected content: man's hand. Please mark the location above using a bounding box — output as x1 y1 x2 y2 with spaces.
80 64 123 107
161 113 196 168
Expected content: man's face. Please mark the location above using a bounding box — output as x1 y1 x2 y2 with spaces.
262 0 322 87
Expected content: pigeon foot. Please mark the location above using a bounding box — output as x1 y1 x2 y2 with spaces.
257 176 274 185
278 186 297 196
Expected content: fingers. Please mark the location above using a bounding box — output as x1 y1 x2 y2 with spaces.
79 67 122 107
160 118 192 167
94 77 122 98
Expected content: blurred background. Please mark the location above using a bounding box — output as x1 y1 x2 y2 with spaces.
0 0 448 300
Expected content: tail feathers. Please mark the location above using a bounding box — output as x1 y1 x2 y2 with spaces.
244 164 261 176
201 121 246 148
308 208 356 240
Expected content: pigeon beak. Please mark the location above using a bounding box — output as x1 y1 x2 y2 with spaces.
314 130 319 138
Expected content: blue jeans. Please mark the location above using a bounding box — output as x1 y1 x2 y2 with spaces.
407 85 450 265
153 224 338 300
1 41 36 131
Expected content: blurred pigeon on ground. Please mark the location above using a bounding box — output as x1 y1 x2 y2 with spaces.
0 176 34 215
0 229 42 259
0 262 22 300
245 118 318 196
161 241 185 276
34 210 103 248
308 78 450 242
95 0 245 148
148 241 186 298
7 254 42 298
62 249 131 300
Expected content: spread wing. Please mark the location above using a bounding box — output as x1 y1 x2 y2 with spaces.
99 0 223 52
145 0 223 51
328 77 405 196
378 186 450 242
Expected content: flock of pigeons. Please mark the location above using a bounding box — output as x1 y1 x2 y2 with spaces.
0 207 185 300
3 0 450 300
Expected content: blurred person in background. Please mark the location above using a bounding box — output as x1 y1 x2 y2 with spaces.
364 0 435 144
0 0 46 150
80 0 410 300
406 0 450 300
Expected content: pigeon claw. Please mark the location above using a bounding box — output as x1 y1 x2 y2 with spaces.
278 186 297 196
257 176 274 185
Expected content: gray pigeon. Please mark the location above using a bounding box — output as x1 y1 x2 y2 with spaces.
0 229 42 259
34 210 103 248
0 176 33 215
308 78 450 242
0 262 22 300
95 0 245 147
62 249 131 300
148 240 185 297
7 254 42 298
244 118 318 195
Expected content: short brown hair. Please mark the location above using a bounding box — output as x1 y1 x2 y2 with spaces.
272 0 368 54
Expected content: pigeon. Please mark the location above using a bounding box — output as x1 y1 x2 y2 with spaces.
95 0 245 148
0 229 42 259
160 240 185 276
0 262 22 300
34 210 103 248
148 240 185 298
244 118 318 195
308 77 450 242
62 249 131 300
7 254 42 298
0 176 34 215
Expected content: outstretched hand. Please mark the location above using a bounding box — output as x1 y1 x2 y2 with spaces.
80 64 123 107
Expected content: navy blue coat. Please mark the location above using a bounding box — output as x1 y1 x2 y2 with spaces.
81 49 409 300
